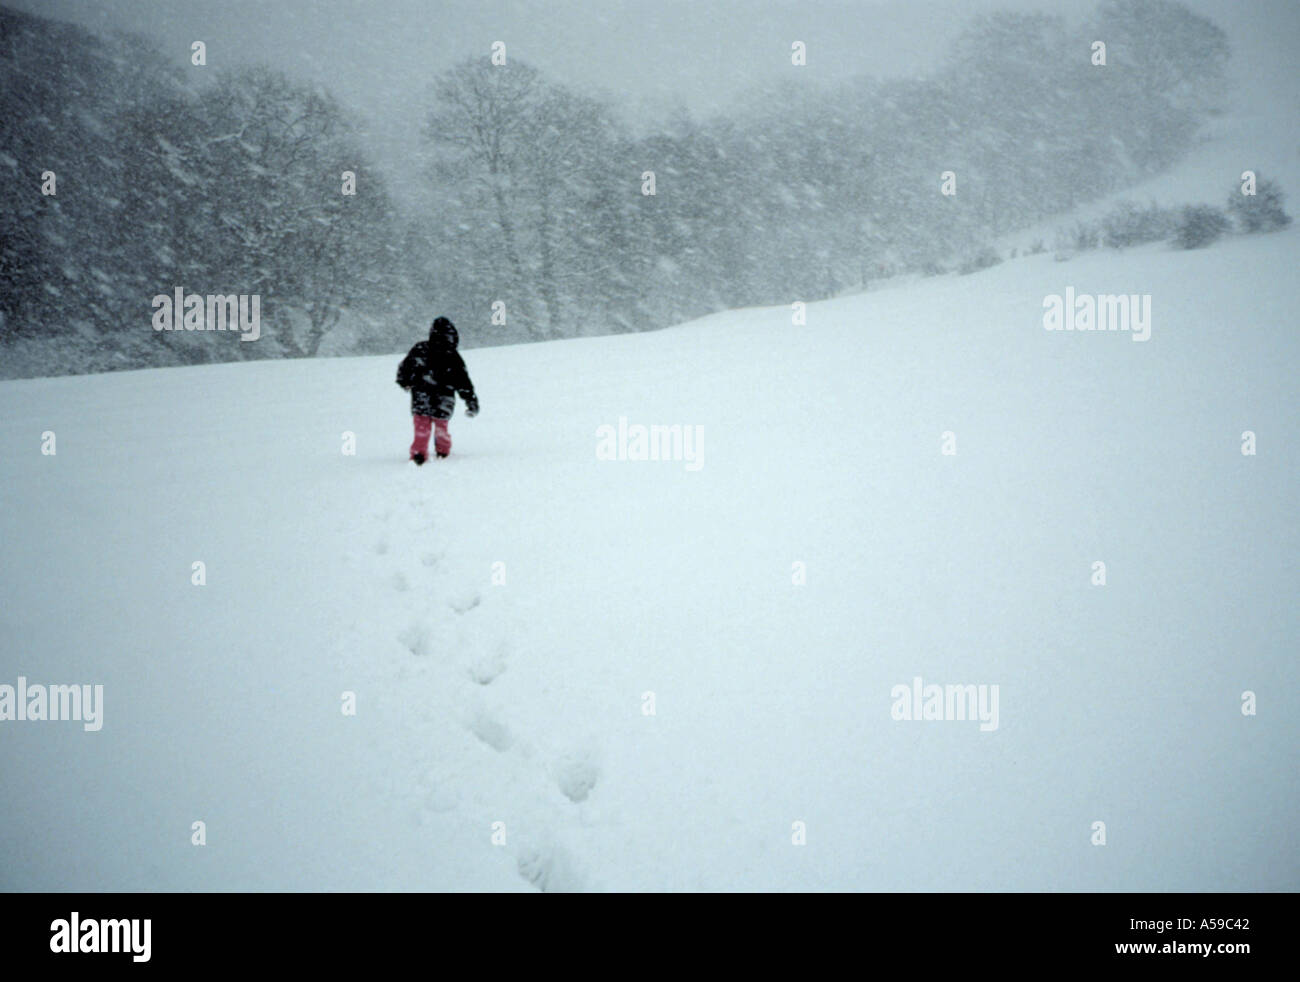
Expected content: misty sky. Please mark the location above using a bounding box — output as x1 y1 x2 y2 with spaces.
13 0 1298 201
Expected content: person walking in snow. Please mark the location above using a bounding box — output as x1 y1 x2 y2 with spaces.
396 316 478 464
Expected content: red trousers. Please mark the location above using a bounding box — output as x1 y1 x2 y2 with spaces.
410 415 450 459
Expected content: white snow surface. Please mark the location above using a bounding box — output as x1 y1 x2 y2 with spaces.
1 229 1297 891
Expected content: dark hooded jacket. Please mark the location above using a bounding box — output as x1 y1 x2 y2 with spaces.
396 317 478 419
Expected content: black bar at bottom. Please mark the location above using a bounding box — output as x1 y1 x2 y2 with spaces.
0 892 1280 969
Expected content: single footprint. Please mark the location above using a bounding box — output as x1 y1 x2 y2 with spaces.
421 552 440 568
390 571 410 592
468 711 512 751
422 785 458 815
466 639 509 685
517 843 583 893
468 656 506 686
374 538 389 556
448 590 481 615
397 621 433 657
554 751 600 803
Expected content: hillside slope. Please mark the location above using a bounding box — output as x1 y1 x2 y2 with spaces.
1 228 1297 890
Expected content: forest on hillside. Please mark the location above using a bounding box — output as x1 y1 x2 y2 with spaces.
0 1 1232 376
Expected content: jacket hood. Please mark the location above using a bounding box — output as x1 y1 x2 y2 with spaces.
428 317 458 348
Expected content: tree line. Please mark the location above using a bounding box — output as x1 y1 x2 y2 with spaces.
0 0 1230 377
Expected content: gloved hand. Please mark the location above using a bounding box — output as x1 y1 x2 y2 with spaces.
465 395 479 418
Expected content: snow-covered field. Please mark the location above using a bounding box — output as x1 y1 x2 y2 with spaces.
1 227 1296 891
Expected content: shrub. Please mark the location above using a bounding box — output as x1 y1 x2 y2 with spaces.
1172 205 1230 249
1101 201 1178 248
957 245 1002 275
1051 221 1100 258
1071 221 1101 252
1227 175 1292 233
